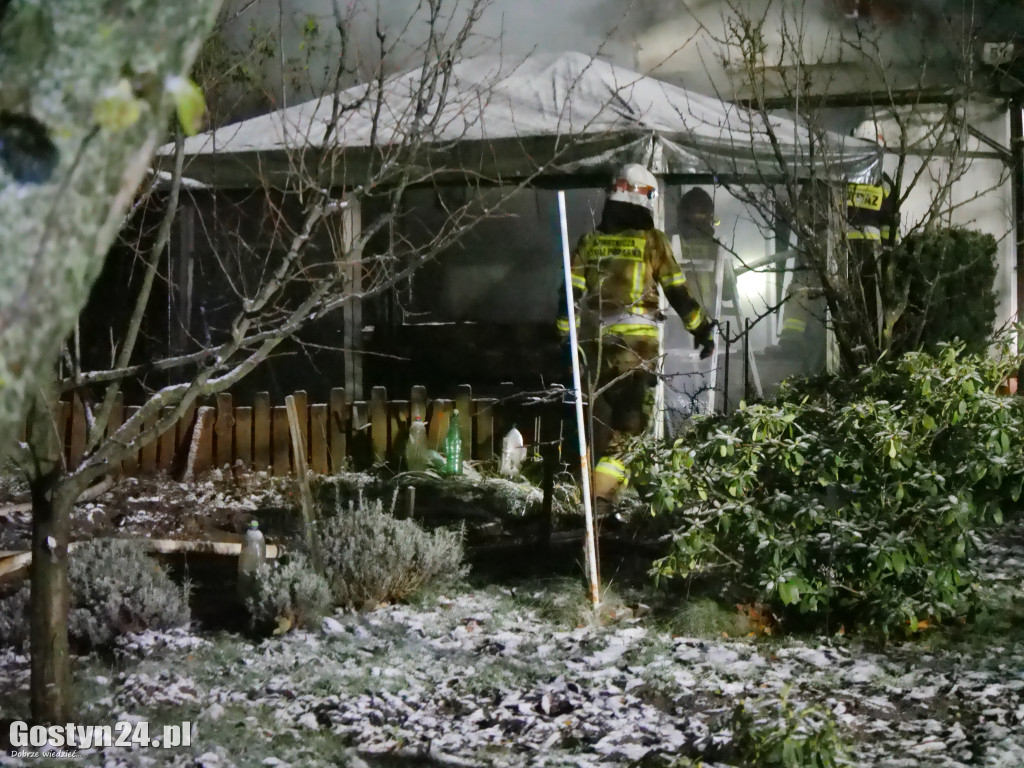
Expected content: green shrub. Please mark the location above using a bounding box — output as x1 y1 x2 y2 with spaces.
68 539 190 648
725 690 850 767
245 552 331 634
320 494 466 608
890 227 998 355
0 586 29 649
631 340 1024 635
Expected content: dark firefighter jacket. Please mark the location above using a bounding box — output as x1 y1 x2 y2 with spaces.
558 228 711 340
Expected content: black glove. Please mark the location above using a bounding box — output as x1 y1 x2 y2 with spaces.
699 336 715 360
696 318 718 360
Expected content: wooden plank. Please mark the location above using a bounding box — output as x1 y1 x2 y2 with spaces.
309 404 329 475
456 384 472 462
329 388 347 473
272 406 290 477
69 395 87 469
2 540 282 582
427 399 453 453
190 406 215 477
215 392 234 469
121 406 141 476
253 392 271 472
410 385 427 420
291 390 309 456
139 410 159 474
370 386 388 463
475 398 497 462
234 407 253 469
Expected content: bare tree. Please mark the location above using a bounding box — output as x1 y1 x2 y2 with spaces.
681 0 1011 372
0 0 225 724
10 0 647 723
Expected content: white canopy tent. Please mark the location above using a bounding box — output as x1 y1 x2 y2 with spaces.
158 52 885 605
162 52 881 188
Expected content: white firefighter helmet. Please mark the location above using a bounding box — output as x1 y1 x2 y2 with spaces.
607 163 659 213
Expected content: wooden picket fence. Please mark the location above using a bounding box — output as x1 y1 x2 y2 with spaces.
53 385 567 478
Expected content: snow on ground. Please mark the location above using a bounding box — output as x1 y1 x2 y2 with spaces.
2 559 1024 767
1 520 1022 766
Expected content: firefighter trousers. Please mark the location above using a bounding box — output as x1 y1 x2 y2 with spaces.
583 330 660 502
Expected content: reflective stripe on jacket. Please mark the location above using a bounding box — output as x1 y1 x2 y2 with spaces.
567 228 707 337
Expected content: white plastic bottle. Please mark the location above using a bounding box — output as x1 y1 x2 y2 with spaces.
406 416 429 471
237 520 266 601
500 426 527 476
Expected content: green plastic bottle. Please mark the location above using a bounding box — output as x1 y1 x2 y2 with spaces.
444 409 463 476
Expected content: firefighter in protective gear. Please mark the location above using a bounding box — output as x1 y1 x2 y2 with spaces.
560 164 716 511
776 252 827 373
846 178 897 244
776 177 898 371
677 187 733 313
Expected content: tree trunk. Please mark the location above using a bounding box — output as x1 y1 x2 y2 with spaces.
29 471 72 723
0 0 223 467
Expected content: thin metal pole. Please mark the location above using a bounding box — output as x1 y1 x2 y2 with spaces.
743 318 751 403
723 321 731 415
1011 100 1023 350
557 191 600 607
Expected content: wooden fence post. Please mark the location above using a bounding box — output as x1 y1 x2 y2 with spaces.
215 393 234 469
329 387 348 474
456 384 472 461
253 392 271 472
139 410 159 474
309 404 329 475
350 400 370 469
292 390 309 457
106 393 124 477
390 399 409 465
475 398 497 463
272 406 290 477
69 395 87 470
410 386 427 420
370 386 388 463
157 406 177 473
427 399 453 453
234 406 253 470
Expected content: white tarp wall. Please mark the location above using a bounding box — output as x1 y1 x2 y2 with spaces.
659 99 1017 420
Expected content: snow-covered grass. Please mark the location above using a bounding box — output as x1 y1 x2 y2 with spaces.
2 551 1023 767
1 521 1022 767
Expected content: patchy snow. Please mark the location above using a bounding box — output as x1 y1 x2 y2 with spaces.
3 573 1023 768
1 514 1023 766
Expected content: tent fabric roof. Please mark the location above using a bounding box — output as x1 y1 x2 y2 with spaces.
167 51 881 188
